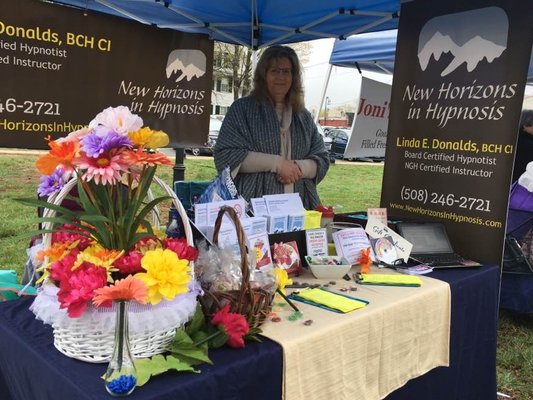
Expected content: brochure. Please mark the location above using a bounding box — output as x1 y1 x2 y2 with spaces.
305 228 328 256
332 227 375 264
263 193 304 214
248 232 273 270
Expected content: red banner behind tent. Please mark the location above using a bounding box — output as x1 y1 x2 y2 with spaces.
0 0 213 149
381 0 533 264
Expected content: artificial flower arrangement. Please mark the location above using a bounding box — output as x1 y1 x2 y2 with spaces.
28 105 196 316
24 106 201 365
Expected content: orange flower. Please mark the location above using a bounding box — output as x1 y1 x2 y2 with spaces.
357 247 372 274
92 275 148 307
357 247 371 265
36 136 79 175
121 148 173 167
37 240 79 262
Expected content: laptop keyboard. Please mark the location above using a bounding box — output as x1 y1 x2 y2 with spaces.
414 253 467 266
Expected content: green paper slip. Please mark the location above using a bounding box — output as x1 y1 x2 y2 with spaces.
357 273 422 287
295 288 368 313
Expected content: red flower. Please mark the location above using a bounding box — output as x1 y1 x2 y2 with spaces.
211 304 250 348
163 238 198 261
56 261 108 317
113 251 144 275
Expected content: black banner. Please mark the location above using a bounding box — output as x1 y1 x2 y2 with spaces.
0 0 213 149
381 0 533 264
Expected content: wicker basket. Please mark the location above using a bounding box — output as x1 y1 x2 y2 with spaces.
199 206 274 329
33 175 197 363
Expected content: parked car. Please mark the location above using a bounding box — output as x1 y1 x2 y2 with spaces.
316 123 332 152
326 128 351 159
326 128 385 162
186 117 223 156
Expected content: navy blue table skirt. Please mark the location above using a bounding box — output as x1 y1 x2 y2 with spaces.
500 273 533 314
0 265 500 400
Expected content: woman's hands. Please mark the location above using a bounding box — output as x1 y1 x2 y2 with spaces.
276 159 302 184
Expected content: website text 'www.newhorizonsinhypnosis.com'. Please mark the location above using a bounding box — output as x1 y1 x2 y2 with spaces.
389 202 503 229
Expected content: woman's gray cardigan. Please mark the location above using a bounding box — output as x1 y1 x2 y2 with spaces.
214 96 330 210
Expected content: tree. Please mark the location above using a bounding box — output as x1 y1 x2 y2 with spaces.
213 41 312 102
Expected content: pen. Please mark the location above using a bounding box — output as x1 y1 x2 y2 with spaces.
276 288 300 312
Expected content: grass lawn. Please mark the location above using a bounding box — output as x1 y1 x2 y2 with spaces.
0 153 531 398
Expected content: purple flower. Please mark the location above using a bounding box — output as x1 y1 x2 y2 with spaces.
81 130 132 158
37 169 68 197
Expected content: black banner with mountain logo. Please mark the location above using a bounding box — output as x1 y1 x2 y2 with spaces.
0 0 213 149
381 0 533 264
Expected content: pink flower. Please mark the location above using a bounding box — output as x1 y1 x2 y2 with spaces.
163 238 198 262
76 149 129 185
49 248 79 283
52 225 92 250
113 251 144 275
211 304 250 348
56 261 108 317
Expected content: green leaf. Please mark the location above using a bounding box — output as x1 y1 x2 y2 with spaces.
168 341 213 366
172 328 195 344
244 327 263 343
185 303 208 336
209 327 230 349
15 197 78 218
77 214 111 223
134 355 198 387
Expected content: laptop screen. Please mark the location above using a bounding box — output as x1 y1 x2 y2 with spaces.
397 223 454 254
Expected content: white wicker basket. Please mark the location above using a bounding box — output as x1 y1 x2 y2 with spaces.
32 175 198 363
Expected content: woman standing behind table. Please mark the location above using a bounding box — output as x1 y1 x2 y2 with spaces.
214 45 330 210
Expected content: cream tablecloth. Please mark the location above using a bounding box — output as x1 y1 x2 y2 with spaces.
260 266 451 400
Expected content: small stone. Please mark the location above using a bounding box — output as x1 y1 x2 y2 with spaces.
303 319 313 326
288 311 303 321
329 281 336 285
322 284 329 288
349 286 358 291
311 284 321 289
339 287 348 292
271 316 282 322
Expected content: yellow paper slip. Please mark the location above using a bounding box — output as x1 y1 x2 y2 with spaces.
358 273 423 287
295 288 368 313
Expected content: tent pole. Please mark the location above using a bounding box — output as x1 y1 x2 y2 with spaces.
314 64 333 124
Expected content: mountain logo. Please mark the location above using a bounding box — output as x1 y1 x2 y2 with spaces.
166 49 206 82
417 7 508 77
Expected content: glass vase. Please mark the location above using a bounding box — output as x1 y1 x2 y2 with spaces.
104 300 137 397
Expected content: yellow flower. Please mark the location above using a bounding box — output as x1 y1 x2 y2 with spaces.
74 244 123 282
136 248 191 304
273 267 292 294
128 127 169 149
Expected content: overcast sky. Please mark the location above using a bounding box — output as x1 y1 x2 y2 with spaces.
301 38 392 115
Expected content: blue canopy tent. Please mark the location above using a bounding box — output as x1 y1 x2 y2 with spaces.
44 0 401 49
329 28 533 83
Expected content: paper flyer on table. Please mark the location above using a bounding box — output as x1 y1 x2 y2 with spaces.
250 197 268 216
206 198 247 225
305 228 328 256
263 193 304 214
332 227 375 264
365 220 413 262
